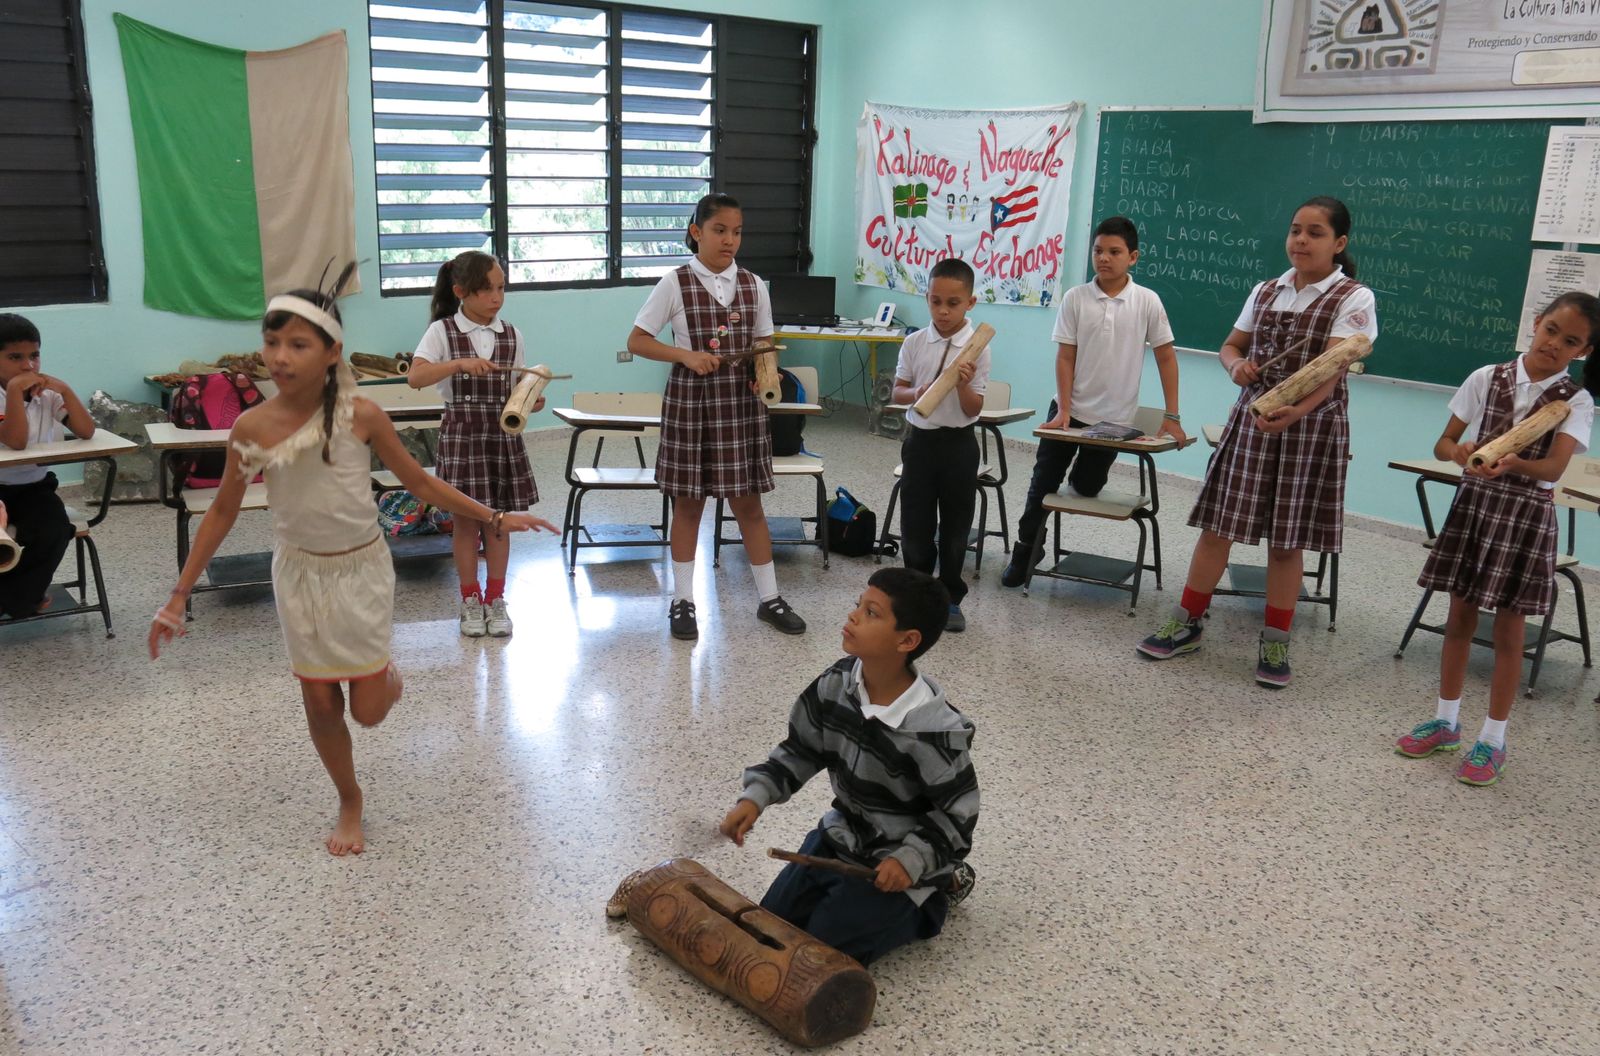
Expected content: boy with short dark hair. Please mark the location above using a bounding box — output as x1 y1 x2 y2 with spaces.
1002 216 1185 587
892 257 990 631
0 313 95 618
719 567 979 967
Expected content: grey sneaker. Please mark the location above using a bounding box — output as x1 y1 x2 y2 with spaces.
1255 628 1292 688
485 597 512 637
459 596 487 637
1137 605 1202 659
945 604 966 633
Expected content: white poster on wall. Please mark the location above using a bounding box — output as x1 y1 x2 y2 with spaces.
853 101 1083 308
1256 0 1600 122
1517 250 1600 351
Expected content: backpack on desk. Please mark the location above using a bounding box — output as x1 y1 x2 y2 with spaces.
168 371 264 489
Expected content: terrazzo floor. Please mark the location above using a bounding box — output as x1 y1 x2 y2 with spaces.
3 406 1599 1056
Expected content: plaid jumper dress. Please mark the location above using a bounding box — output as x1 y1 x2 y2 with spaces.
1189 276 1363 553
655 266 774 499
434 317 538 510
1418 362 1575 615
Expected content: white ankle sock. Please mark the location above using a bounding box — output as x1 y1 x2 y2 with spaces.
672 560 695 603
1435 697 1461 727
1478 717 1508 748
750 560 779 603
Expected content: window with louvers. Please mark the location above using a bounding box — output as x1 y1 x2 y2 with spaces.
369 1 815 293
0 0 107 308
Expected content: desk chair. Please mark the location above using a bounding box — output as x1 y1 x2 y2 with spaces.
713 365 829 569
562 392 668 573
1023 406 1168 613
1396 456 1595 695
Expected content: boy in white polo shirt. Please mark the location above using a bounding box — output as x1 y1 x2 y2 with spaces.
893 258 990 632
1002 217 1185 587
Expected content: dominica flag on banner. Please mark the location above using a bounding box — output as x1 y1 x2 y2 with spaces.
114 15 360 320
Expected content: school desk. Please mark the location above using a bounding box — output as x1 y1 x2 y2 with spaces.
0 430 138 637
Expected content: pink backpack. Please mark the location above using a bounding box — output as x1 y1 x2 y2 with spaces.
168 371 264 489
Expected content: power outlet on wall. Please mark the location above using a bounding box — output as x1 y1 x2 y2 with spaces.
616 350 633 362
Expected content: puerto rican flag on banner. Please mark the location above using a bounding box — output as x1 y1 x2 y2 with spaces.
990 185 1038 231
855 100 1082 307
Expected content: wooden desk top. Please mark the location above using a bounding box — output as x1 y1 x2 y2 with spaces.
1564 485 1600 506
1387 458 1463 483
553 404 821 429
881 405 1036 426
145 423 229 450
774 327 905 343
0 431 138 468
1033 426 1188 453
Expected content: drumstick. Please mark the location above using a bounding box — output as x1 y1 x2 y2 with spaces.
503 366 573 379
767 848 878 881
1252 335 1314 374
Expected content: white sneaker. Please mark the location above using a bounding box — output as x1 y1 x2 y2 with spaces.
459 596 487 637
485 597 513 638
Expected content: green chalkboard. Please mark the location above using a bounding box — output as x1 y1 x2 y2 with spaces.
1090 109 1578 387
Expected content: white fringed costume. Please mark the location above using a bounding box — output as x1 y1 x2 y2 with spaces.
233 364 395 682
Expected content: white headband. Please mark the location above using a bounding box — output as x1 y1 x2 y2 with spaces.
267 295 343 344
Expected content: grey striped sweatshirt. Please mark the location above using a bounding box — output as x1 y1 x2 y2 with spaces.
741 657 979 900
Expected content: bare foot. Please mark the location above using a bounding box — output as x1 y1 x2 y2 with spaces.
325 797 365 856
34 593 52 614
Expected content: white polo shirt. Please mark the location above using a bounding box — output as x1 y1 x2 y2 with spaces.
413 310 526 402
895 320 991 430
0 390 67 486
1233 267 1379 343
633 256 775 349
1051 277 1174 427
1449 357 1593 489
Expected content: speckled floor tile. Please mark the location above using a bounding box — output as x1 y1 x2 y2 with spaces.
2 406 1598 1055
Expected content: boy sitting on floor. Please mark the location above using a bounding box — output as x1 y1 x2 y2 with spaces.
719 567 979 966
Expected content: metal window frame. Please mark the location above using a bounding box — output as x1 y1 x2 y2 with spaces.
371 0 816 296
0 0 108 308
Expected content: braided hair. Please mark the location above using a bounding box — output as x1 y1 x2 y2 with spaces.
261 261 357 462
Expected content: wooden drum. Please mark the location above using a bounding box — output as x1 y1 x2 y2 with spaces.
614 858 875 1047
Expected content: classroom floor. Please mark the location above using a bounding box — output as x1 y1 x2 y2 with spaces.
3 407 1598 1056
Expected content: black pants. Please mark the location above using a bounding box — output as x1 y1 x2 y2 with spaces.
900 424 979 605
0 473 74 618
760 826 947 967
1014 401 1120 557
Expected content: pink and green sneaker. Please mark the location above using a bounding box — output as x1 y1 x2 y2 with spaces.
1455 740 1506 786
1394 718 1462 759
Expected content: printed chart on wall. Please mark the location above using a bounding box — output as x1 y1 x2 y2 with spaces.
855 101 1083 308
1091 108 1580 387
1256 0 1600 122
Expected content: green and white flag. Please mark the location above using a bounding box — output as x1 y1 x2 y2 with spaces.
114 15 360 320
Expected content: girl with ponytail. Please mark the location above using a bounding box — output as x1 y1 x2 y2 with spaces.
1139 196 1378 689
149 264 554 857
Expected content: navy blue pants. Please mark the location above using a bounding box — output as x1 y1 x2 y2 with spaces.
0 473 73 618
759 827 947 967
899 424 979 605
1014 402 1120 557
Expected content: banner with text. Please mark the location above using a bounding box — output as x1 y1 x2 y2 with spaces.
854 101 1083 308
1257 0 1600 122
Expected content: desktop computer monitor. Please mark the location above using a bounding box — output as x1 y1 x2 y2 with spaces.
768 275 838 327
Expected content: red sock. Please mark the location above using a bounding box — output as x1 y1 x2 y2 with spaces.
1265 605 1294 633
1180 586 1211 620
484 578 506 604
460 581 482 601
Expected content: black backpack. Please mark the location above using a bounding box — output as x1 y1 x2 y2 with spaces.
769 368 806 457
